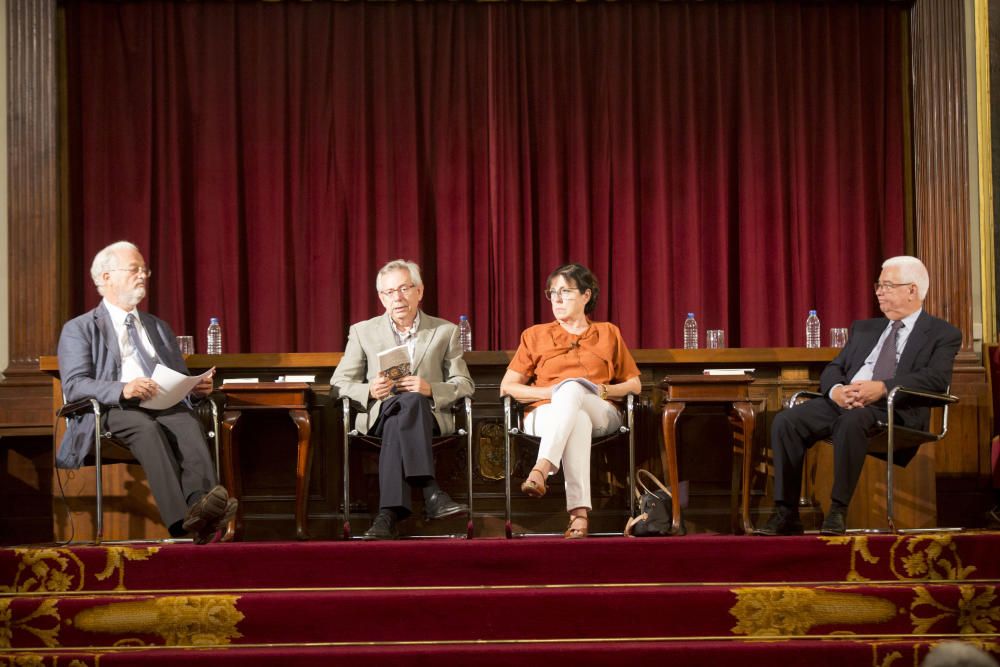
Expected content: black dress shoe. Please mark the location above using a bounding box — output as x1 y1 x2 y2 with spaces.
820 506 848 536
363 511 398 540
753 506 804 536
423 490 467 521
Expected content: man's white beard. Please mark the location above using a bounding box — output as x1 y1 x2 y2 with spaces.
120 285 146 309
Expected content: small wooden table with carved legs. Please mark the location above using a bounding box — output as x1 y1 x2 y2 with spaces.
219 382 313 540
660 374 756 534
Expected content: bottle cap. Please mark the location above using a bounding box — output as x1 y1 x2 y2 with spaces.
460 315 467 321
210 317 219 324
809 310 816 316
687 312 695 318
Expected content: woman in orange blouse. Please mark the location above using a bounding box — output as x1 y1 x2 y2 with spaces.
500 264 641 538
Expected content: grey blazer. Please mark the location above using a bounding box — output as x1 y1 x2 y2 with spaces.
330 312 475 435
56 303 190 469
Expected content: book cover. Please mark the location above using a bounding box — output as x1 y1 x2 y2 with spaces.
378 344 411 381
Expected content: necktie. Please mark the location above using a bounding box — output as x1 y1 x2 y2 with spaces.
871 320 904 381
125 314 158 378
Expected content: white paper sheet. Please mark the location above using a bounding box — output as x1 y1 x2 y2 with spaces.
140 364 214 410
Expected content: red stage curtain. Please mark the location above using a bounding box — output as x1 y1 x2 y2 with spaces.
65 1 904 352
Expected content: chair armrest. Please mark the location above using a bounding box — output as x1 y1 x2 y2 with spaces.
787 390 824 409
886 385 958 410
56 397 101 419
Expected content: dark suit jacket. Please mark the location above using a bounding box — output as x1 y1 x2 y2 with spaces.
56 303 191 469
818 310 962 432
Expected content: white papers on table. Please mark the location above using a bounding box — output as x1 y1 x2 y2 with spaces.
222 378 259 384
703 368 755 376
551 377 600 395
277 375 315 383
140 364 213 410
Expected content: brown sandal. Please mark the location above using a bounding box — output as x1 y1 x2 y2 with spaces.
520 468 547 498
564 515 588 539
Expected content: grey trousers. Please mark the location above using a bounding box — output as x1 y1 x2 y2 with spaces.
103 403 218 529
370 391 438 514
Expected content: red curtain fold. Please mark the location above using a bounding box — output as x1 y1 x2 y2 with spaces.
66 1 905 352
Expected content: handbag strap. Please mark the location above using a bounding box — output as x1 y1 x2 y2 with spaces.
635 468 672 499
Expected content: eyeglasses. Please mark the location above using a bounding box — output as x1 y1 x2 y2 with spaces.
543 287 580 302
111 266 152 277
379 283 416 299
873 281 913 293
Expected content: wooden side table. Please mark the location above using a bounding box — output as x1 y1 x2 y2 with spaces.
660 374 756 534
219 382 313 540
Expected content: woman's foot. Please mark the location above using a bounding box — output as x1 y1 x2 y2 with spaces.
520 468 547 498
564 514 588 539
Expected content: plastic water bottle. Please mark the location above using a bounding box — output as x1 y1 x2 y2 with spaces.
458 315 472 352
207 317 223 355
683 313 699 349
805 310 821 349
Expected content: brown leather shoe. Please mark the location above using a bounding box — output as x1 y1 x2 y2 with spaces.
520 468 547 498
182 485 229 538
193 497 238 545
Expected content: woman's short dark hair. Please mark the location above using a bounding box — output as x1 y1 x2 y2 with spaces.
546 263 600 315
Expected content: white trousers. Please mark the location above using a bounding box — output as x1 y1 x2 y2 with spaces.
523 381 622 511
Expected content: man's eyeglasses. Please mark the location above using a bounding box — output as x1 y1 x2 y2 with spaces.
543 287 580 302
111 266 152 278
873 281 913 293
379 283 416 299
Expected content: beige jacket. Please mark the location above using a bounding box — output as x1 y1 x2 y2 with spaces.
330 311 474 434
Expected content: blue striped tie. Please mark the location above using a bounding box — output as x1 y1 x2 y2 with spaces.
125 314 158 377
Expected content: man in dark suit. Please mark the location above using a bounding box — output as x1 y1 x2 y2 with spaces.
331 259 475 539
755 256 961 536
57 241 236 543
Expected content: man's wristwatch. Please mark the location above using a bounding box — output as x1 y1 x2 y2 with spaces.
599 384 609 400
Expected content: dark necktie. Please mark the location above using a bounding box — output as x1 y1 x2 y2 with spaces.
871 320 904 381
125 314 158 377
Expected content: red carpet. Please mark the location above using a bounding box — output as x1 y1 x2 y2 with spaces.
2 533 999 664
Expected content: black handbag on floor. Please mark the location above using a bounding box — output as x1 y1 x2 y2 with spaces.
624 469 674 537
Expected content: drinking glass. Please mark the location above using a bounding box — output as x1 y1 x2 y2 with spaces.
829 328 848 348
176 335 195 355
706 329 726 349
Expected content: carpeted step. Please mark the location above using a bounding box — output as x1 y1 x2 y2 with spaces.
4 636 1000 667
4 581 999 649
4 532 999 593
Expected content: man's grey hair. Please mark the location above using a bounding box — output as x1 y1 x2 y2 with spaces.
91 241 141 296
922 641 999 667
376 259 423 292
883 255 929 300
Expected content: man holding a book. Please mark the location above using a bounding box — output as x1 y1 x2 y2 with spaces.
331 259 475 539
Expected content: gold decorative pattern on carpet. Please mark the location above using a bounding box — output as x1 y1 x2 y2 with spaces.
0 548 159 595
0 599 60 648
71 595 244 646
0 551 85 595
870 639 1000 667
93 548 159 592
910 585 999 635
0 658 99 666
824 535 976 582
730 587 898 635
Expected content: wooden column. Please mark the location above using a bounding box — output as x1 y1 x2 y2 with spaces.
0 0 60 431
910 0 992 492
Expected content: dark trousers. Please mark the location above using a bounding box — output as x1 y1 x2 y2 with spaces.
103 403 218 528
771 396 884 509
370 391 439 514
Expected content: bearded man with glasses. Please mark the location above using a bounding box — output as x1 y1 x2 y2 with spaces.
57 241 235 543
331 259 475 539
755 255 961 536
